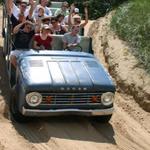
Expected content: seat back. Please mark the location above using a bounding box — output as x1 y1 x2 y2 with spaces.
80 36 92 53
51 35 63 50
51 2 63 8
51 35 93 53
50 8 58 16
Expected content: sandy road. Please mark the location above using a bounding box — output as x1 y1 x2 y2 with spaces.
0 6 150 150
0 49 150 150
0 90 150 150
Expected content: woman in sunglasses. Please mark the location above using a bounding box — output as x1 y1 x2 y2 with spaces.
50 17 67 35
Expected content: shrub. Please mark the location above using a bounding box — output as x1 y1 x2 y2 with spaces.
111 0 150 71
66 0 127 19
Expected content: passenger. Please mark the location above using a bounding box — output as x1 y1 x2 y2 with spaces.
33 24 53 50
34 6 51 33
14 0 22 6
34 6 45 24
50 17 67 35
34 16 51 34
62 25 81 51
7 0 35 28
56 14 66 27
68 3 88 34
34 0 52 18
34 16 52 33
10 21 35 67
41 16 51 25
54 1 69 17
64 7 79 25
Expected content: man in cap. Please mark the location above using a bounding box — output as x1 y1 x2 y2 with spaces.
68 3 88 31
63 7 80 25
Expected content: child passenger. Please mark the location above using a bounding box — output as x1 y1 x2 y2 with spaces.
33 24 53 50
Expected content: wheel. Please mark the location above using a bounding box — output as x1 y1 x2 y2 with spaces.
91 115 112 123
10 64 16 87
10 88 29 123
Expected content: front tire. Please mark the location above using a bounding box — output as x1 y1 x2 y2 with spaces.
10 89 29 123
91 115 112 123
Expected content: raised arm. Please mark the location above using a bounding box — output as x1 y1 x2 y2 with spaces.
13 22 24 34
80 7 88 28
6 0 13 16
68 4 75 26
28 0 36 19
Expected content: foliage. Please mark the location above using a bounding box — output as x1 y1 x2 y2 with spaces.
111 0 150 71
66 0 127 19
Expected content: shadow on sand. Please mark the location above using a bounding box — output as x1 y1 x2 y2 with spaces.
12 116 116 145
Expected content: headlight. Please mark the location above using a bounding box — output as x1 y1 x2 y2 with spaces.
26 92 42 107
101 92 114 106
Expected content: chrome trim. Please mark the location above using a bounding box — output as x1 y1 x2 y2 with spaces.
41 92 102 105
22 107 114 117
41 92 103 95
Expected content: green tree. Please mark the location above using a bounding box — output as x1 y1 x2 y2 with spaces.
67 0 127 19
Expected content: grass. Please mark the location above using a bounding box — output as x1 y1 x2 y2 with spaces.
111 0 150 72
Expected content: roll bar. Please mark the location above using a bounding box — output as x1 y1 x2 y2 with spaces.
2 0 12 58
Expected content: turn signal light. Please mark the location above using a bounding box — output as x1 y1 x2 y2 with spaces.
46 96 52 103
91 96 98 103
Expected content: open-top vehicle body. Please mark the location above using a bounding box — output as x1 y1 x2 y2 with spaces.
2 1 116 123
11 49 115 122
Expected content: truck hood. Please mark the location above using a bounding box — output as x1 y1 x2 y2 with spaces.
19 51 115 92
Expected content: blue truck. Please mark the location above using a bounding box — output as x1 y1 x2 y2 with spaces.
2 2 116 123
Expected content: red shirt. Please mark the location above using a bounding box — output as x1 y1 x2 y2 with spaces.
34 34 52 49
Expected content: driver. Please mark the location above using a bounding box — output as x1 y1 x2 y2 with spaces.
62 25 81 51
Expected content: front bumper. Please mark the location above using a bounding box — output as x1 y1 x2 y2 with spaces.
22 107 114 117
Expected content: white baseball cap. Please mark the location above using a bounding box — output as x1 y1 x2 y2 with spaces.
74 8 79 13
42 24 50 30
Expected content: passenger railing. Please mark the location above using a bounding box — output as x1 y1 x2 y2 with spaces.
2 1 12 58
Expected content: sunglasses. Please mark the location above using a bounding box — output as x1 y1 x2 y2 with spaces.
21 5 27 8
51 21 56 24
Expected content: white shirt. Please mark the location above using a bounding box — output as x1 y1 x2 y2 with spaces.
33 5 52 18
12 3 30 19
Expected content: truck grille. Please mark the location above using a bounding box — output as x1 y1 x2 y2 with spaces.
41 93 102 105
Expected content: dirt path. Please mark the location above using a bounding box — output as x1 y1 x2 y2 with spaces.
0 7 150 150
0 90 150 150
